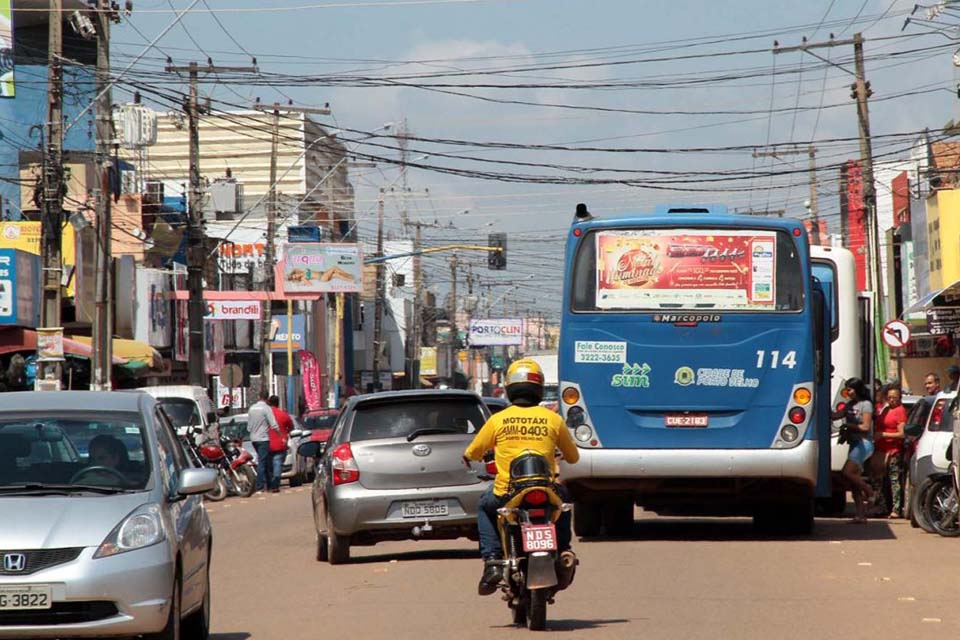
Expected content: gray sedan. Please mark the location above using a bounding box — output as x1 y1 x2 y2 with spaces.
299 390 492 564
0 391 217 639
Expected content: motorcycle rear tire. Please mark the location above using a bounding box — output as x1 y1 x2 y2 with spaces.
511 601 527 627
923 478 960 537
234 466 256 498
204 474 228 502
527 589 547 631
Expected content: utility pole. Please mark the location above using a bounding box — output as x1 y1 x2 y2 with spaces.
167 61 257 386
261 104 279 394
372 189 385 390
410 221 423 388
751 146 820 244
91 0 116 391
38 0 64 387
449 254 459 382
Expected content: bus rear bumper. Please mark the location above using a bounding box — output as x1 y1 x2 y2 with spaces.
560 440 818 488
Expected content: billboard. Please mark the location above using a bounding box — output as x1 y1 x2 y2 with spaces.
206 223 288 276
468 318 523 346
0 0 13 98
270 314 305 352
281 243 362 294
0 248 39 326
134 268 172 348
0 222 77 296
594 229 777 310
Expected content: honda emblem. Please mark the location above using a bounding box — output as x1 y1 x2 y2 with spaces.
3 553 26 572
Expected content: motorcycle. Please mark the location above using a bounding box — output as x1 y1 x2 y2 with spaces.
178 427 230 502
220 435 257 498
492 452 577 631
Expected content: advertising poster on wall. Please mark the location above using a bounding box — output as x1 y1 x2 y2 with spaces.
281 244 362 294
595 229 777 310
0 0 13 98
37 328 64 362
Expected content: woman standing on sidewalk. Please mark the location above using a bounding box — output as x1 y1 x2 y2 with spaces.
833 378 876 523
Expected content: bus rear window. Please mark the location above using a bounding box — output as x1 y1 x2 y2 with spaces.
571 227 805 312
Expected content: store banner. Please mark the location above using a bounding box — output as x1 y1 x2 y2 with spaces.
270 314 305 352
135 269 172 348
468 318 523 346
0 249 39 326
37 327 64 362
281 243 362 294
300 350 323 411
206 300 261 320
0 0 13 98
595 229 777 310
420 346 438 376
214 377 245 409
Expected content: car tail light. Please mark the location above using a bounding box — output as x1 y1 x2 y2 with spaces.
485 460 497 475
788 407 806 424
331 443 359 485
523 489 549 506
930 401 946 430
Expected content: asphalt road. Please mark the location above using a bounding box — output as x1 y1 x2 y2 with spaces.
204 490 956 640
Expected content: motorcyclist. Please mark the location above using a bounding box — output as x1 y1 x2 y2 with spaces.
463 358 580 596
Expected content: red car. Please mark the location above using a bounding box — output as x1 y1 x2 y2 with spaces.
296 409 340 483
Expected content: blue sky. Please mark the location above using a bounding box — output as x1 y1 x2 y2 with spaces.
112 0 960 312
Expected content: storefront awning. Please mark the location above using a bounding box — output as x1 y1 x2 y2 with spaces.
68 336 163 371
904 279 960 317
0 328 128 364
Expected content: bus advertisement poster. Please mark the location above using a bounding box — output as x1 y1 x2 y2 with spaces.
595 229 777 310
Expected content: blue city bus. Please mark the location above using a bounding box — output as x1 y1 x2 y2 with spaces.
558 205 831 535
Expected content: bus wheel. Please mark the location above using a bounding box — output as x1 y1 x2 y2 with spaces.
573 502 602 537
602 500 634 537
754 500 814 536
816 490 847 517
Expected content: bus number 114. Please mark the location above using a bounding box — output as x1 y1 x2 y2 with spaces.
755 350 797 369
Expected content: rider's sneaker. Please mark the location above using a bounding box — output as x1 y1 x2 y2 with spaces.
477 560 503 596
556 550 578 590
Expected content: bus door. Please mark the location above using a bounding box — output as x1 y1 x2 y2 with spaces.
813 280 833 498
857 292 876 390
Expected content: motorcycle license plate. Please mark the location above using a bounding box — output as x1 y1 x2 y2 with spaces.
521 524 557 552
400 501 449 518
0 585 52 610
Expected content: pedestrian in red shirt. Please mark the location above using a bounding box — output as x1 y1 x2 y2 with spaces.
870 387 907 518
267 396 294 493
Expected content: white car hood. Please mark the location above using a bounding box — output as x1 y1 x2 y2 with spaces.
0 493 151 549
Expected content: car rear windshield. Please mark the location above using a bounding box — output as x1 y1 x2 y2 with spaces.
349 398 486 442
304 413 338 431
158 398 202 429
0 413 151 490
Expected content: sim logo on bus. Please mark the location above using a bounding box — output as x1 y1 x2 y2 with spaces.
611 362 651 388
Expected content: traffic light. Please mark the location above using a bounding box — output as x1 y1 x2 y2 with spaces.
488 232 506 270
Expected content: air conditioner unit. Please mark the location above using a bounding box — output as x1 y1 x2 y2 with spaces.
210 178 242 213
144 181 164 203
116 103 158 150
121 170 139 194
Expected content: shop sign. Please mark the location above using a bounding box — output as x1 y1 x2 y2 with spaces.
207 300 261 321
468 318 523 346
270 314 305 352
0 248 39 326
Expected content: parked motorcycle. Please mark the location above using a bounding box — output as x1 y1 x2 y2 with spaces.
491 452 577 631
219 435 257 497
178 427 230 501
919 442 960 537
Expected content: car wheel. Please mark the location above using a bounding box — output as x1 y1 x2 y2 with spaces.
182 558 211 640
326 512 350 565
146 573 181 640
573 502 602 537
315 530 329 562
289 472 303 488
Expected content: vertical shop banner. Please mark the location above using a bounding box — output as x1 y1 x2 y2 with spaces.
299 350 323 411
0 0 13 98
594 229 777 310
204 321 225 375
174 300 189 362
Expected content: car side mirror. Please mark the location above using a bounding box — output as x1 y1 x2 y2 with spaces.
905 423 923 438
298 441 325 458
289 429 304 438
177 468 218 496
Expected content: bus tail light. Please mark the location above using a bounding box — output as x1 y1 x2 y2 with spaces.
566 406 585 428
562 387 581 405
793 388 812 406
780 425 800 442
788 407 806 424
574 425 593 442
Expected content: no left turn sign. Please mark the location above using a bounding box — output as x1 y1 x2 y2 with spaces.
882 320 911 349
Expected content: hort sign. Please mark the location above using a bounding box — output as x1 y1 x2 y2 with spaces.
469 318 523 346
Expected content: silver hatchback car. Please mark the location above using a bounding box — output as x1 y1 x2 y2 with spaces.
0 391 217 639
300 390 492 564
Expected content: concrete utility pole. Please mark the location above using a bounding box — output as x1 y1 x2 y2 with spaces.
38 0 64 386
372 189 385 390
751 146 820 244
166 61 257 386
449 254 459 380
91 0 115 391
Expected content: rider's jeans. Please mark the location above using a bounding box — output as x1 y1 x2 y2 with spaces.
477 484 573 560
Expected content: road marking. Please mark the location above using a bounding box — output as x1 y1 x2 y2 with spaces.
922 618 942 623
878 577 891 582
828 541 842 545
857 562 872 566
898 597 916 602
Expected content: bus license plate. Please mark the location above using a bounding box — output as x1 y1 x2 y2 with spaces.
665 414 709 427
400 501 449 518
0 585 52 610
521 524 557 552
